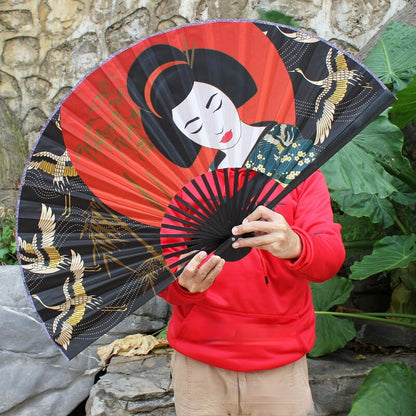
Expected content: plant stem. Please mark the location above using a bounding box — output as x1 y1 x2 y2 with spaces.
343 240 377 249
394 215 409 236
361 312 416 319
315 311 416 328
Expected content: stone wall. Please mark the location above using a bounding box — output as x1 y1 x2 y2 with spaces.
0 0 408 208
0 0 407 151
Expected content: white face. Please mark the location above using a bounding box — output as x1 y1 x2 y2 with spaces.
172 81 242 150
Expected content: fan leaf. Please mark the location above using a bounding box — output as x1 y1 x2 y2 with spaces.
365 20 416 92
309 277 356 357
348 362 416 416
349 235 416 280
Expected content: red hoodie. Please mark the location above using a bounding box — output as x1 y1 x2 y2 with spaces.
159 170 345 372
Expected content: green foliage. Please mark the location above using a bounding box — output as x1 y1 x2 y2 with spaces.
309 277 356 357
335 213 381 243
321 20 416 309
315 19 416 354
322 114 415 228
0 209 17 265
390 74 416 128
350 235 416 280
155 322 169 339
257 9 299 27
365 20 416 93
348 362 416 416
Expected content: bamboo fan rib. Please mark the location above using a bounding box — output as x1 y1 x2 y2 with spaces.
159 168 282 265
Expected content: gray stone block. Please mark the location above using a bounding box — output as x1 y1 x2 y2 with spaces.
85 347 416 416
86 354 174 416
0 266 171 415
309 350 416 416
0 266 101 415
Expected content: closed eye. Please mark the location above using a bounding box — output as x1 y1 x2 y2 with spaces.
190 124 203 134
184 117 203 134
213 100 222 113
206 93 222 113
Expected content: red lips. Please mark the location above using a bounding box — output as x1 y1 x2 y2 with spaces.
220 130 233 143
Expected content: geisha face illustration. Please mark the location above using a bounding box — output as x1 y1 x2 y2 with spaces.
171 81 242 150
126 44 262 168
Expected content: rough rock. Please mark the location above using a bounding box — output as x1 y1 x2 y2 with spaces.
105 8 151 54
0 265 171 415
86 348 416 416
92 296 171 351
0 97 27 209
309 349 416 416
86 354 174 416
0 266 100 415
0 9 33 33
2 36 40 67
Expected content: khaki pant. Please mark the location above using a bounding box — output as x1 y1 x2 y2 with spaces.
170 351 315 416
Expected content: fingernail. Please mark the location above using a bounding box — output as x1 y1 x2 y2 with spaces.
232 226 238 235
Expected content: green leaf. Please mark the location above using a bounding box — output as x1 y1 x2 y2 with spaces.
348 362 416 416
390 175 416 205
390 74 416 129
257 9 299 26
322 126 397 198
156 322 169 339
309 314 356 357
348 114 416 191
353 114 404 167
331 190 396 227
322 114 416 223
311 276 354 310
309 277 356 357
337 213 382 245
350 235 416 280
365 20 416 92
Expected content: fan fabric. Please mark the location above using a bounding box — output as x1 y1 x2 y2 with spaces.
16 20 395 359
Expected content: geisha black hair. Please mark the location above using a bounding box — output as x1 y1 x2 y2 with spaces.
127 44 257 167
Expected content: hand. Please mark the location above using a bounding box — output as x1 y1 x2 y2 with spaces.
177 251 225 293
231 205 302 259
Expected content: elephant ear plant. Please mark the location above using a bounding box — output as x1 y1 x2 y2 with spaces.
304 18 416 416
311 20 416 357
348 361 416 416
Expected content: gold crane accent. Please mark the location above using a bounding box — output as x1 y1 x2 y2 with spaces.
292 49 365 144
18 203 68 274
28 150 78 216
276 26 320 43
32 249 102 351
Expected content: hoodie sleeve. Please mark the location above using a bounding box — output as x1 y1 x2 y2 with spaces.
159 279 207 305
281 170 345 282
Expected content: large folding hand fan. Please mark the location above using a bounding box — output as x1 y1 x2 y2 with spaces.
16 20 394 359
